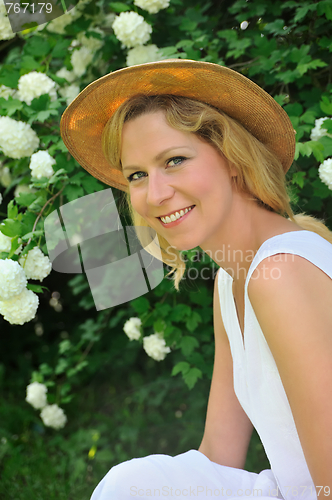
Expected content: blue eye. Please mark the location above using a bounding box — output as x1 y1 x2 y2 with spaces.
127 171 146 183
167 156 187 167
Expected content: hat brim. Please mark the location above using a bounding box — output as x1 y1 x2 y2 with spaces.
60 59 295 192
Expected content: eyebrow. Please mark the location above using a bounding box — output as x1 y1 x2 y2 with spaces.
122 146 191 172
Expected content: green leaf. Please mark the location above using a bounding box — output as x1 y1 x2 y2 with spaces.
284 103 303 117
25 37 51 57
171 361 190 376
0 219 23 237
55 358 69 375
63 184 84 202
291 171 306 188
186 311 201 332
51 39 72 58
26 284 48 293
153 318 166 333
0 68 20 88
21 230 44 241
131 296 150 314
294 4 317 23
320 96 332 115
7 200 18 219
0 97 24 117
109 2 131 12
180 336 199 357
59 340 72 354
15 192 38 207
183 367 202 390
319 136 332 159
21 55 40 71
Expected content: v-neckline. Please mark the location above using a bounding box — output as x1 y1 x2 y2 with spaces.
225 229 308 351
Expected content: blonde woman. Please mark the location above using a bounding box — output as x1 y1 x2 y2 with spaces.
61 60 332 499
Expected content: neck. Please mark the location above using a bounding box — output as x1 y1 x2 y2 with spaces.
200 192 300 290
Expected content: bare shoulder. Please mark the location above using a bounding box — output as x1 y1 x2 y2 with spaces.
247 252 332 485
248 252 332 302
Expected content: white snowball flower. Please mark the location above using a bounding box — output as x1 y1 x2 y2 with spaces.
59 84 80 106
123 317 142 340
0 117 39 159
134 0 170 14
0 259 27 300
310 117 332 141
26 381 48 409
77 28 104 51
40 404 67 429
0 3 15 40
102 12 116 27
126 44 162 66
17 72 57 106
46 7 81 34
0 85 16 100
55 67 76 83
0 287 39 325
112 12 152 49
71 47 94 77
0 232 12 253
29 150 55 179
14 184 36 198
19 247 52 281
143 332 171 361
318 158 332 190
0 166 11 187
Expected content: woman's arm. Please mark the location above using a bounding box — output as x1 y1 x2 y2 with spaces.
199 270 253 468
248 254 332 493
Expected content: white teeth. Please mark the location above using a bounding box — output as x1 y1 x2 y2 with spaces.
160 206 193 224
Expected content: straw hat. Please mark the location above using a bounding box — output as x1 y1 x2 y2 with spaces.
60 59 296 192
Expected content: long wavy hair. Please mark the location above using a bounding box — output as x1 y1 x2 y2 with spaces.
102 94 332 290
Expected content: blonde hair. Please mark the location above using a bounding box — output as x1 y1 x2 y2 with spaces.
102 94 332 290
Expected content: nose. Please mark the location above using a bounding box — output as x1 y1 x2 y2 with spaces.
146 170 174 207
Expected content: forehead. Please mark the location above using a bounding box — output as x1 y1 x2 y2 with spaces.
121 111 198 164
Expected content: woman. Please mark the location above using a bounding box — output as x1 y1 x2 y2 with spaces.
61 60 332 499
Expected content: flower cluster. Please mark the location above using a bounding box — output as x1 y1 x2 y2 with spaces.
0 1 15 40
0 259 26 300
0 287 39 325
0 246 51 324
0 84 16 100
19 247 52 281
143 332 171 361
318 158 332 190
46 6 81 34
0 116 39 159
112 12 152 48
134 0 170 14
26 382 67 429
77 28 105 52
17 72 57 106
310 117 332 141
40 404 67 429
26 381 48 409
55 67 76 83
123 317 142 340
29 150 56 179
71 47 94 77
126 44 162 66
59 84 80 106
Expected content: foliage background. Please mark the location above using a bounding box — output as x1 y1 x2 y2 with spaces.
1 0 332 498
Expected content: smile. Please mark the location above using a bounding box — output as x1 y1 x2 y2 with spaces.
159 205 195 224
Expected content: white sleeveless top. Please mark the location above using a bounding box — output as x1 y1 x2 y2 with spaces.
217 230 332 499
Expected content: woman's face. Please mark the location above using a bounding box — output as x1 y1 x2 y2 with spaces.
120 111 237 251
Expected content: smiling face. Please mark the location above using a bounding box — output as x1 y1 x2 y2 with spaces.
120 111 238 251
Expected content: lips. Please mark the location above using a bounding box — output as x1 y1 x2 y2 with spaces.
158 205 195 227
